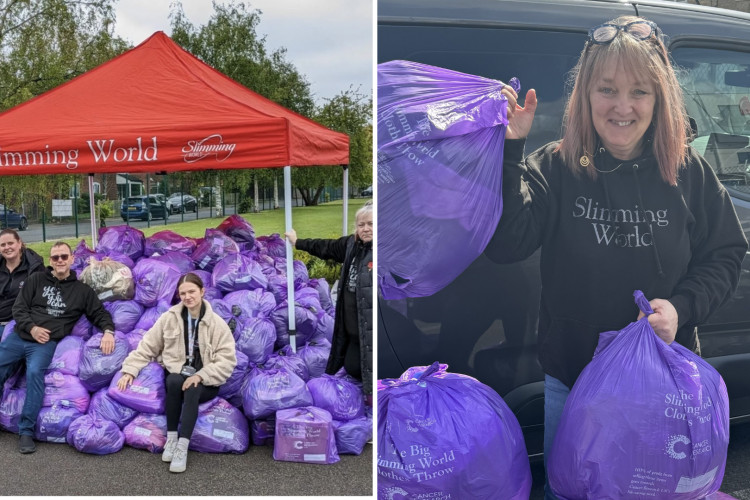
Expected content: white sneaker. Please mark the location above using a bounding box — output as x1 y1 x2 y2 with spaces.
162 436 178 462
169 441 189 473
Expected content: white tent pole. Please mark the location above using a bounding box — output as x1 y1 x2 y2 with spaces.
342 165 349 236
283 166 297 353
88 174 97 248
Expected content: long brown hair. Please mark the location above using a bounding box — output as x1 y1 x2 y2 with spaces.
557 16 689 186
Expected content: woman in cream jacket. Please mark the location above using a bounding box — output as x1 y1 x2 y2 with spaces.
116 272 236 473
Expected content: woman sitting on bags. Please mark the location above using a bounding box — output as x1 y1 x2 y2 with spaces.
285 201 373 403
485 16 747 500
116 273 236 473
0 229 43 333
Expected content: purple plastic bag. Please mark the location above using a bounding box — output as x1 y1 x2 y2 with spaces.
88 389 139 429
71 240 98 274
1 320 15 342
377 361 532 500
0 371 25 432
298 339 331 379
70 314 92 340
332 415 372 455
102 250 135 269
36 403 84 443
134 300 171 331
266 345 310 382
67 414 125 454
191 229 240 272
108 361 166 414
152 250 196 274
123 413 167 453
378 60 516 300
271 288 322 348
251 418 275 446
216 214 256 246
212 253 267 292
42 371 90 413
79 332 130 392
189 397 250 454
125 329 146 351
218 350 249 402
256 234 285 257
47 336 84 376
308 278 334 314
105 300 145 333
97 225 145 261
273 406 339 464
144 230 196 257
132 258 182 307
311 312 334 344
223 289 276 320
234 316 276 365
548 291 730 500
308 374 365 421
241 366 313 420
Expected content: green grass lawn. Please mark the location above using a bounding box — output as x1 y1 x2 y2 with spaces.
26 199 370 262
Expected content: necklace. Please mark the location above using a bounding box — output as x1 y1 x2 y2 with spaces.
579 148 630 174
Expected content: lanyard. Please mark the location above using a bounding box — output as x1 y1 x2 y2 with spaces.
186 316 198 365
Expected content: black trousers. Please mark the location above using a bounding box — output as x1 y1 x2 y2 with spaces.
165 372 219 439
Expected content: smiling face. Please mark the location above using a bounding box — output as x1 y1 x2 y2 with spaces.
0 233 21 263
589 58 656 160
356 212 373 243
178 281 205 313
49 243 72 279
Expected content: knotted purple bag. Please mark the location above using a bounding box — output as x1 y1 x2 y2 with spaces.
378 60 517 299
273 406 339 465
548 291 730 499
190 397 250 454
377 361 531 500
67 414 125 454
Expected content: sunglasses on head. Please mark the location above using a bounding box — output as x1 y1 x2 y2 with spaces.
50 254 70 262
587 20 659 45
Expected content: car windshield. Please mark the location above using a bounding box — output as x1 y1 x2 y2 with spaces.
126 197 145 203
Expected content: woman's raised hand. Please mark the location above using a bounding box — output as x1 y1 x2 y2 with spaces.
502 87 538 140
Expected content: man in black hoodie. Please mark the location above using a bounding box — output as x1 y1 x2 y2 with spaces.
0 241 115 454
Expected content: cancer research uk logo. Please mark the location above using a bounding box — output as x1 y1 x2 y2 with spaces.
182 134 236 163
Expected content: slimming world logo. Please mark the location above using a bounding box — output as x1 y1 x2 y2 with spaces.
182 134 236 163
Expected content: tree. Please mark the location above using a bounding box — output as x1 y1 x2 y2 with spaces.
292 88 373 206
0 0 129 213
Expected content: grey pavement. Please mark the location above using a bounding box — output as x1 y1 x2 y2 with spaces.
0 430 372 496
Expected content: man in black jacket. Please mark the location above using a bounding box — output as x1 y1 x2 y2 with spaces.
0 241 115 453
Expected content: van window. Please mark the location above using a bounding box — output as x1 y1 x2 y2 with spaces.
673 46 750 199
379 26 586 152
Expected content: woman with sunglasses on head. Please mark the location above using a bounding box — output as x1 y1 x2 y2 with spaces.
116 272 236 473
485 16 747 499
0 229 44 336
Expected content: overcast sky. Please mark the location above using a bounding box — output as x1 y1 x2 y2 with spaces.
113 0 373 105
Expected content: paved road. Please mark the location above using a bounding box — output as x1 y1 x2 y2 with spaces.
528 421 750 499
0 429 372 497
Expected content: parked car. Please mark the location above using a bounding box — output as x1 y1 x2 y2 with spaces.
0 204 27 230
120 195 169 221
167 193 198 214
361 185 373 197
378 0 750 457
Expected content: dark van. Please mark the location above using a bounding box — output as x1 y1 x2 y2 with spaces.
378 0 750 457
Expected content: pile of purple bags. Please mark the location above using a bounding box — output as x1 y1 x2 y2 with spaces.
0 215 371 459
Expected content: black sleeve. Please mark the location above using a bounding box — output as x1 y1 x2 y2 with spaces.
484 138 553 263
669 157 748 329
82 284 115 332
12 272 40 336
296 236 350 264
